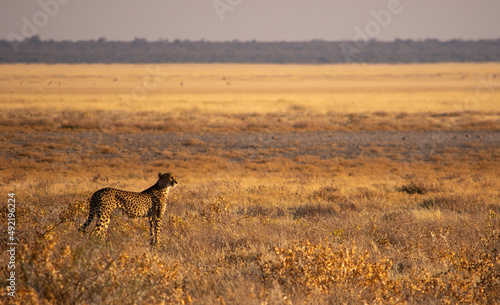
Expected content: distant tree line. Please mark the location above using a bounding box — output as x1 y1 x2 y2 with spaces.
1 36 499 63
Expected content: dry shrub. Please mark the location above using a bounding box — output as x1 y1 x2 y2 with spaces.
300 186 357 218
242 205 274 217
351 187 379 200
376 211 417 247
91 174 109 183
440 250 500 303
239 204 286 219
411 231 500 304
58 200 87 223
200 196 233 224
259 238 500 304
292 121 311 129
13 240 187 305
260 241 392 300
293 203 340 219
400 180 437 195
422 194 485 214
311 186 341 202
96 145 119 155
182 138 206 147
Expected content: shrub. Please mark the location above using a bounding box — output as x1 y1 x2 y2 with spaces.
259 241 392 300
400 181 433 195
259 239 500 304
293 203 340 219
422 194 484 214
13 240 186 304
311 186 341 202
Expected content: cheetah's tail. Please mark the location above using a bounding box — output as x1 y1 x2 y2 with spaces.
79 210 95 233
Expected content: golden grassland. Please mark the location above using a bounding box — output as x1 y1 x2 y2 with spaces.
1 63 499 304
1 63 500 114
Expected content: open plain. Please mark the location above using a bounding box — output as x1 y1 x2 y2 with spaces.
1 63 499 304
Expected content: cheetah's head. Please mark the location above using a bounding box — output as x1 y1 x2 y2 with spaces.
157 172 178 189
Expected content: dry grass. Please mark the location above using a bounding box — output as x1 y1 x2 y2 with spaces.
1 108 499 134
1 63 500 304
1 62 499 133
2 158 499 304
1 63 500 114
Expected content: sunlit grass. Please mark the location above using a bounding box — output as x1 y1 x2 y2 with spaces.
1 63 499 304
1 63 499 113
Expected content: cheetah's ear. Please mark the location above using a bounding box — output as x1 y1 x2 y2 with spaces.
158 173 163 179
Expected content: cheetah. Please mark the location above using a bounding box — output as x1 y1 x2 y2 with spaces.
79 173 177 246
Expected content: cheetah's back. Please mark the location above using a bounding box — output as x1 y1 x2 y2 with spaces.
91 188 153 218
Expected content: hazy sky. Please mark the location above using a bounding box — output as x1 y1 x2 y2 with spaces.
1 0 500 42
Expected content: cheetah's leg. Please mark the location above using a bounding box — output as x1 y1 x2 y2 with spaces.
149 216 154 244
90 212 110 238
150 217 162 246
79 209 95 233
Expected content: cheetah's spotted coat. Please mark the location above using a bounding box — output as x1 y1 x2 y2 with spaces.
79 173 177 246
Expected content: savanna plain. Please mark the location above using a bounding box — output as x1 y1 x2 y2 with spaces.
1 63 500 304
